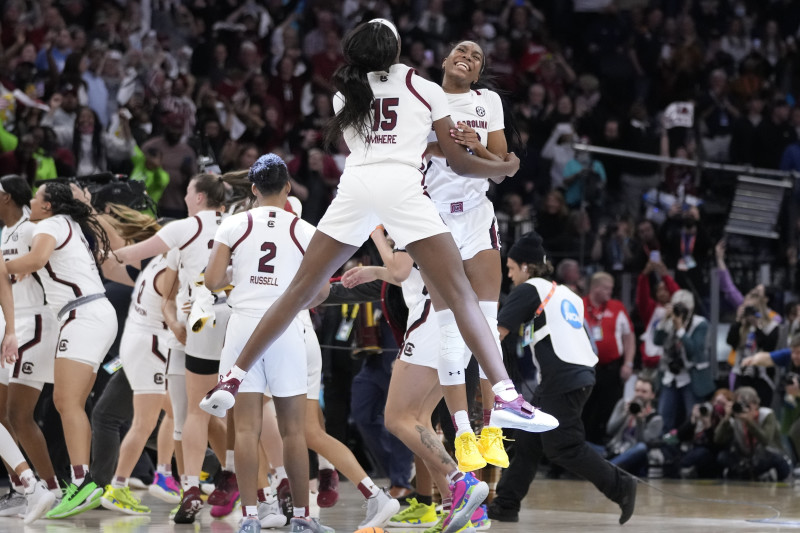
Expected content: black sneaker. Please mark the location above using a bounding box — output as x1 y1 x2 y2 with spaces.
486 500 519 522
617 476 637 525
173 486 204 524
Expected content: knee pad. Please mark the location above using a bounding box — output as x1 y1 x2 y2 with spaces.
436 310 468 386
168 374 187 441
477 301 502 381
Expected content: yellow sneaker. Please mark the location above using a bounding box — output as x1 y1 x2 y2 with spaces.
455 431 487 472
477 426 510 468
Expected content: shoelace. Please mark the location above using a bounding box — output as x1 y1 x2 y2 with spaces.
460 434 480 456
394 498 423 519
478 429 514 446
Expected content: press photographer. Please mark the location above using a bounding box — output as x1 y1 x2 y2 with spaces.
654 290 715 431
605 377 663 477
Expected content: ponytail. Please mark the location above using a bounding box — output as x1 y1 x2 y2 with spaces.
41 182 112 264
190 173 227 209
324 21 399 148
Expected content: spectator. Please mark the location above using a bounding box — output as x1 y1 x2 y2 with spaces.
582 272 636 445
729 93 765 165
141 113 196 218
636 259 680 374
534 190 569 252
620 102 661 218
654 289 714 431
714 386 792 481
591 218 636 275
562 149 606 216
35 27 72 74
696 69 739 162
605 377 663 477
555 258 583 296
541 122 576 192
41 83 80 130
754 95 797 169
671 389 732 479
659 204 712 294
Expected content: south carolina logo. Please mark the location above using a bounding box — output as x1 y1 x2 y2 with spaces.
476 106 486 117
561 300 582 329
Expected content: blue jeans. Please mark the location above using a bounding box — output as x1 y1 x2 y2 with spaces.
658 384 699 432
610 442 649 477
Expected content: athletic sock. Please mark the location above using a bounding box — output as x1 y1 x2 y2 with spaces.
10 474 23 494
357 477 380 499
157 464 170 475
317 454 335 471
227 365 247 381
453 410 472 437
417 494 433 506
446 470 464 485
183 475 199 491
47 477 61 498
442 496 452 512
293 506 308 518
111 476 127 489
274 466 287 484
492 380 518 402
243 505 258 518
19 469 36 494
225 450 235 474
71 464 88 486
483 409 493 427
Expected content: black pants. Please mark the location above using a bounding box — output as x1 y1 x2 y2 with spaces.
582 359 623 445
493 385 629 512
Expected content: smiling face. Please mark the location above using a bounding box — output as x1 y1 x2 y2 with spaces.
443 41 484 88
29 185 52 222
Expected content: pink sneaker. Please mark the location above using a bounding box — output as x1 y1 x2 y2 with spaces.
210 489 240 518
489 394 559 433
200 373 241 417
148 472 181 504
208 471 238 507
443 473 488 533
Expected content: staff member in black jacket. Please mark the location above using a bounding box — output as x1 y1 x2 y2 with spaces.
487 232 637 525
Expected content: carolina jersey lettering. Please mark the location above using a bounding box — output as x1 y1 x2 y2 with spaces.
33 215 106 311
425 89 504 211
215 206 316 316
334 63 450 170
1 213 46 311
128 255 168 331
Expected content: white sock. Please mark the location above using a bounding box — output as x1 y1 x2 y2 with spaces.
293 506 308 518
111 476 127 489
244 505 258 518
492 380 518 402
453 410 472 437
317 454 335 471
274 466 287 484
358 477 380 498
227 365 247 380
225 450 235 473
20 469 36 494
71 464 88 486
183 475 199 491
157 464 170 475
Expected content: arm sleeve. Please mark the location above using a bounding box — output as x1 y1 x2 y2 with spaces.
643 415 664 444
486 91 505 132
497 284 539 332
663 273 680 294
718 268 744 308
770 348 792 367
605 399 628 437
156 218 196 249
636 273 655 325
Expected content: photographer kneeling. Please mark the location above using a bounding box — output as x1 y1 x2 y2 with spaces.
654 290 715 431
605 377 663 477
714 386 791 481
742 336 800 473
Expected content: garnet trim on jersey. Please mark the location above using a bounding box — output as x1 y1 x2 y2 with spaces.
60 309 76 331
231 212 253 253
13 313 42 378
405 69 430 111
404 299 432 340
54 222 72 250
44 261 82 297
289 218 305 254
151 335 167 363
179 216 203 250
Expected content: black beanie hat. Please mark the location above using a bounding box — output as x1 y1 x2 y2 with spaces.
508 231 546 265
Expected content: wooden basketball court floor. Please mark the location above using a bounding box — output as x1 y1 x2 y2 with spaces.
4 478 799 533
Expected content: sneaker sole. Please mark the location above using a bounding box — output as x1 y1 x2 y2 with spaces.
443 482 489 533
0 505 27 517
457 458 488 473
388 518 439 527
260 515 287 528
100 497 151 516
24 492 56 525
199 390 236 417
54 488 104 518
359 497 400 528
211 495 241 518
490 409 558 432
148 484 181 504
473 520 491 531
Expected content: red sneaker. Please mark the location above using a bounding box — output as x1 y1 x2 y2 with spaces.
200 373 241 417
316 469 339 508
276 478 293 520
208 470 238 506
173 486 203 524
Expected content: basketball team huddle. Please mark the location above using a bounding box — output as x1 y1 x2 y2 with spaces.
0 19 562 533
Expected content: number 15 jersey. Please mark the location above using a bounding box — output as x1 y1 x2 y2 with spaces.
214 206 316 316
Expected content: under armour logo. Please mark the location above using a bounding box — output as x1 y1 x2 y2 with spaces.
448 371 462 376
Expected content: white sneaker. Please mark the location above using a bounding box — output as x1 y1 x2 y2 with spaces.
128 477 148 490
490 395 559 432
258 496 287 528
289 517 334 533
24 481 56 524
358 489 400 528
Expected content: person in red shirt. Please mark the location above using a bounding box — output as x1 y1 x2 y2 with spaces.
582 272 635 445
636 259 680 372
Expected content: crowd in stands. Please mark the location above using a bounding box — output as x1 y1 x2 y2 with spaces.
1 0 800 497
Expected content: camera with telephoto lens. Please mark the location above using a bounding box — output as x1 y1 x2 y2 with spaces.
628 399 645 415
698 403 712 417
784 372 800 386
672 303 689 320
732 401 745 414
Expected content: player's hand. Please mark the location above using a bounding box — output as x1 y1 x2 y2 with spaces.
171 323 187 345
451 122 481 151
1 333 18 367
503 152 520 176
341 266 377 288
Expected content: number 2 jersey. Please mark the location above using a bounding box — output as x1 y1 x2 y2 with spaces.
1 212 46 312
334 63 450 171
214 206 316 316
127 254 169 332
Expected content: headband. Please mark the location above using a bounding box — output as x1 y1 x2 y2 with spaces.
370 18 400 43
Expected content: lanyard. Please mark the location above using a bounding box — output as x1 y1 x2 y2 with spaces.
680 232 696 256
535 281 557 318
341 304 360 320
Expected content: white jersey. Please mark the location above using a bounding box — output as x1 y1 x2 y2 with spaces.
127 254 169 332
157 210 227 305
425 89 504 212
1 212 46 312
334 63 450 171
215 206 316 316
400 262 428 328
33 214 105 311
